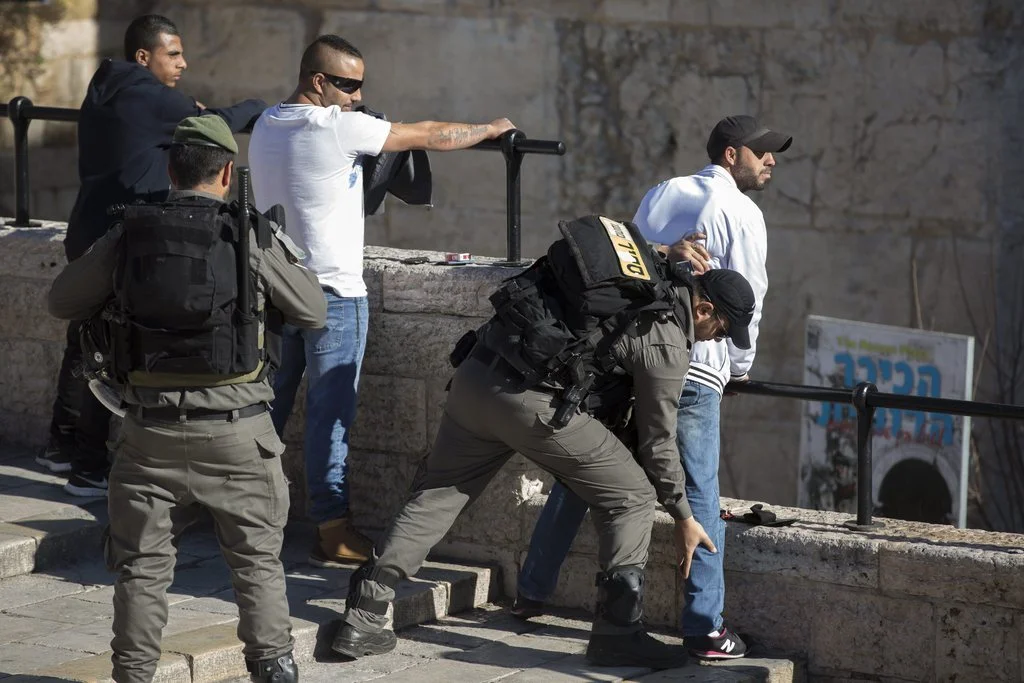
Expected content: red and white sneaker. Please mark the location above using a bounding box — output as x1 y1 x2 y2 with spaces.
687 626 748 660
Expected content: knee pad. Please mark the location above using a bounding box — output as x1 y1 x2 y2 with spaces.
246 652 297 683
347 559 404 616
595 564 645 626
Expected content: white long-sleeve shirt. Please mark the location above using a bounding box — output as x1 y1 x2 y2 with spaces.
633 164 769 395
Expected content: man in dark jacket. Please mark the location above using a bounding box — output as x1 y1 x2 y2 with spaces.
39 14 268 498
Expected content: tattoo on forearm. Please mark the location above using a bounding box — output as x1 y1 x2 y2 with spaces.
428 124 490 149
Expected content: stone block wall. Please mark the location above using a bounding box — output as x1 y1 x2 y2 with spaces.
0 222 69 445
2 0 1022 508
3 222 1024 680
522 498 1024 681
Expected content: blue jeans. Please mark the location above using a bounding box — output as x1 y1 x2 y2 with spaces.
517 379 724 636
270 292 368 524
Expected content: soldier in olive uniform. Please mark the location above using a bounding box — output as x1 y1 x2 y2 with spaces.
333 216 756 671
47 116 326 683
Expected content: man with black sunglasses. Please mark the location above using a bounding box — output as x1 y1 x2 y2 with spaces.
248 34 515 569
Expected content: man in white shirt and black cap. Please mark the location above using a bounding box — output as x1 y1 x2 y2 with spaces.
511 114 792 661
630 114 792 659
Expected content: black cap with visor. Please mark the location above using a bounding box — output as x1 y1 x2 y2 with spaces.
706 115 792 160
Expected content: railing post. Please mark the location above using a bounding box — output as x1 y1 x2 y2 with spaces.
844 381 885 531
494 128 527 267
4 96 41 228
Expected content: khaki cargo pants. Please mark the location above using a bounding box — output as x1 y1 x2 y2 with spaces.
344 356 657 634
105 410 293 683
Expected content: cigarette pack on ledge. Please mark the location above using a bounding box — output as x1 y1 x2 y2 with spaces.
445 252 472 264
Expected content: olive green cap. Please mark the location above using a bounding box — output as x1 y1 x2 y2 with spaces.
171 115 238 154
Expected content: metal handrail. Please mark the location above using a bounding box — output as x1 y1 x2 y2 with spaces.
727 379 1024 530
472 131 565 266
1 96 567 263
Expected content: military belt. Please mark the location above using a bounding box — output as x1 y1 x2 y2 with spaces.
132 403 267 424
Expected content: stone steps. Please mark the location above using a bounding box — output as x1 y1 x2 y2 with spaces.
17 560 495 682
0 444 500 681
218 606 803 683
0 444 802 682
0 447 109 582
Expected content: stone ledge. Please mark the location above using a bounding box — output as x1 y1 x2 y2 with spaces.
528 494 1024 612
24 561 496 682
514 493 1024 681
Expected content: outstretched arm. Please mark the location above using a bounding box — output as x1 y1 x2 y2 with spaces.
381 118 515 153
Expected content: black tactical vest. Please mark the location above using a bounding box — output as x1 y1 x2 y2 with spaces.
481 215 689 405
111 198 281 388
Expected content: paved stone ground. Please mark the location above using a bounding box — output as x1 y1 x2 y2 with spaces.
0 443 796 682
223 606 798 682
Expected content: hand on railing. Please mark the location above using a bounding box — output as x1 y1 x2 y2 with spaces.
472 129 566 155
1 97 568 255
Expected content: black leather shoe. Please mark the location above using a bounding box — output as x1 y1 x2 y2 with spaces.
510 593 545 620
246 652 298 683
331 621 397 659
586 630 688 670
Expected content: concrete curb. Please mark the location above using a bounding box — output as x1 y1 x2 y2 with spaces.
25 561 497 682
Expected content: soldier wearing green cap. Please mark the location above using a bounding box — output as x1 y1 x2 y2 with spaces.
172 113 241 152
47 114 326 683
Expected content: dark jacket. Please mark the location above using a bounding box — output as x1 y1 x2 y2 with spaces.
64 59 267 260
356 105 433 216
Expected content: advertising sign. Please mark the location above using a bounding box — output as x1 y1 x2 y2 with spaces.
800 316 975 527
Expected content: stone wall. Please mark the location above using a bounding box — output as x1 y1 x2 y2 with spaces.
544 499 1024 683
3 222 1024 681
2 0 1022 510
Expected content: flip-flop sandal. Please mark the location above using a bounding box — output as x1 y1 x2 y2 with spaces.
737 503 797 527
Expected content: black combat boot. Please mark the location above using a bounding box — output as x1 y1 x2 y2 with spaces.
585 565 688 670
245 652 298 683
331 560 401 659
332 622 398 658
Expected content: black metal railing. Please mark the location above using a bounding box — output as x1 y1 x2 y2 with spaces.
2 96 79 228
726 379 1024 530
13 97 1022 532
473 131 565 266
1 96 566 263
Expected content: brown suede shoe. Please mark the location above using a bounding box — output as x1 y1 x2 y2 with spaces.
309 517 374 567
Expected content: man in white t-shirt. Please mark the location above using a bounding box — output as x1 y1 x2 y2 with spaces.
248 34 514 567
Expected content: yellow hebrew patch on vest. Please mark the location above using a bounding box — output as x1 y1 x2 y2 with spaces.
599 216 651 281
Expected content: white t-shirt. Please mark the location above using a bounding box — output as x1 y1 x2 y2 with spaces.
248 103 391 297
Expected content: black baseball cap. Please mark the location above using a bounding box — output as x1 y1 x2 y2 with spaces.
706 115 792 160
698 269 756 349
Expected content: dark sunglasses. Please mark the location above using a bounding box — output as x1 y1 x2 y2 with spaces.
309 71 363 94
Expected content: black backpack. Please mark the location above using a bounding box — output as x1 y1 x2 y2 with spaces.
112 200 264 385
485 214 682 388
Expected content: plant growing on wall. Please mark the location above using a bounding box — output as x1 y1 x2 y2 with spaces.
0 0 67 104
947 235 1024 531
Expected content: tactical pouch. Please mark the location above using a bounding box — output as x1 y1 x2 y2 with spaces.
449 330 478 368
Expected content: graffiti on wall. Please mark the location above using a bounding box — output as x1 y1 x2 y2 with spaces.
799 316 974 527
